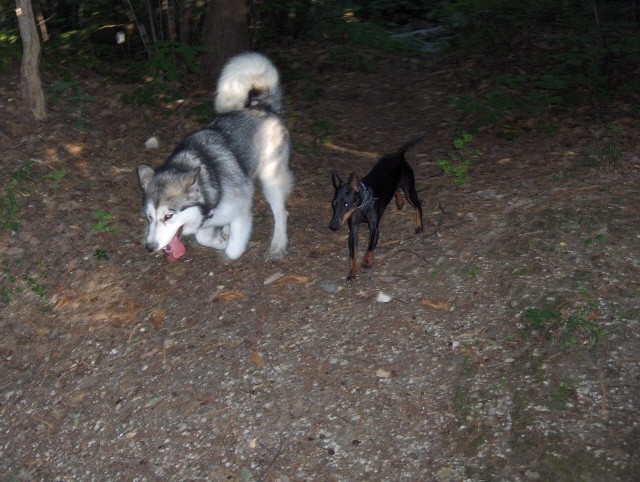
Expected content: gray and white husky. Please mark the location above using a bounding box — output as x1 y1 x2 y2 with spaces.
137 52 293 261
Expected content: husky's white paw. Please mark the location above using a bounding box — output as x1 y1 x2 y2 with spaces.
268 232 288 259
196 226 229 250
225 243 246 260
268 243 287 259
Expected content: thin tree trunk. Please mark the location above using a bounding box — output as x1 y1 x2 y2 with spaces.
179 0 194 46
144 0 159 44
163 0 176 41
15 0 46 121
33 2 49 41
126 0 152 58
201 0 250 89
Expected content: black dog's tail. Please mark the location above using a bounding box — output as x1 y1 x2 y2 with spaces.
398 129 432 157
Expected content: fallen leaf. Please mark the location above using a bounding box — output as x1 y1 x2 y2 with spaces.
376 368 391 378
144 396 163 408
249 351 265 369
274 274 309 284
147 308 166 330
213 290 245 302
420 300 450 310
249 437 258 448
263 272 284 285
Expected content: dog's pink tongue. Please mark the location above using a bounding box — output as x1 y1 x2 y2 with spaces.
164 235 186 261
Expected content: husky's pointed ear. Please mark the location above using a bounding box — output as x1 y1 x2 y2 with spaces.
184 166 201 189
331 171 343 189
348 172 360 192
137 164 155 191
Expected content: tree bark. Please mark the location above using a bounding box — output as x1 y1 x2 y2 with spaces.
201 0 250 89
15 0 46 121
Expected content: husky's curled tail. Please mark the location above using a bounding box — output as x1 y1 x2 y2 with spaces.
215 52 283 114
137 52 293 262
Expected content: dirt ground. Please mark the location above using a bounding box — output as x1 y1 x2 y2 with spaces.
1 45 639 481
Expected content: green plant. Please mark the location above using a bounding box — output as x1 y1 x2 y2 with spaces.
311 120 333 144
147 41 208 82
50 81 95 129
187 101 215 124
0 33 21 73
24 275 46 300
436 133 482 186
0 264 16 304
436 1 640 125
0 160 36 232
545 381 575 411
1 262 48 304
43 170 66 182
465 266 481 278
93 249 109 260
579 139 623 174
43 170 66 189
523 303 607 349
91 209 120 233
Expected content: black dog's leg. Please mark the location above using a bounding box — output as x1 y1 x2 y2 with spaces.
347 221 359 280
400 167 424 233
394 189 405 210
362 216 380 270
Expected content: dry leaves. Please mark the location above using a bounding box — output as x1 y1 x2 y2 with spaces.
249 351 265 369
274 274 308 284
420 300 450 310
264 272 309 285
213 290 245 302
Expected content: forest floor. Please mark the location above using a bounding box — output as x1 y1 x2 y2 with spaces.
1 43 639 481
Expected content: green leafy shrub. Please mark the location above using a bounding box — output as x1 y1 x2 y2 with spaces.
436 133 482 185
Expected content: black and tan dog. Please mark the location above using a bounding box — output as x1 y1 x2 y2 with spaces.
329 132 427 280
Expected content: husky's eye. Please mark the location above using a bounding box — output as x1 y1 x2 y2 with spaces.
164 213 174 222
344 202 350 208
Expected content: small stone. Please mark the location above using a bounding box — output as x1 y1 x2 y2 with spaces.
144 136 159 149
376 292 392 303
319 280 340 293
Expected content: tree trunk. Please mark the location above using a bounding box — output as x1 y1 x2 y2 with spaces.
179 0 194 46
201 0 250 89
15 0 46 121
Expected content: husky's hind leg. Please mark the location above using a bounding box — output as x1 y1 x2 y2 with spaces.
225 209 253 260
195 225 229 250
261 165 292 258
258 122 293 258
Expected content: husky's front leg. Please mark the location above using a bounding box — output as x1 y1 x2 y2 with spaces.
225 210 253 260
195 225 229 250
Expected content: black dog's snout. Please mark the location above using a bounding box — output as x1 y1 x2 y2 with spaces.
329 214 341 231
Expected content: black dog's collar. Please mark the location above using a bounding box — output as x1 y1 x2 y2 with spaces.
356 182 375 211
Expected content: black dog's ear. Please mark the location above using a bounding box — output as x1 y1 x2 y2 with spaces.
331 171 343 189
348 172 360 192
